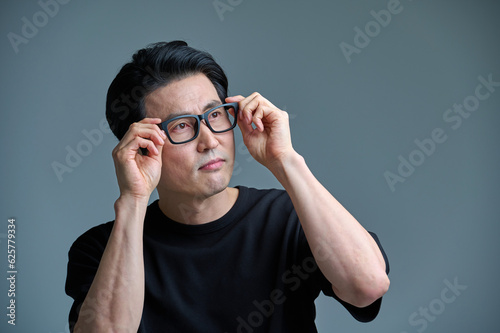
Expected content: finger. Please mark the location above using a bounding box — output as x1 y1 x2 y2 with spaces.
238 92 277 127
121 122 166 148
137 118 167 142
156 138 164 156
252 107 265 132
135 137 161 156
225 95 245 103
242 96 269 132
256 113 266 132
121 128 164 150
114 134 162 159
243 92 276 108
237 113 255 138
226 95 251 124
139 118 167 140
237 93 260 125
139 117 163 124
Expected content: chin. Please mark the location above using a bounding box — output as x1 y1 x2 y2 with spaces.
202 179 229 198
199 172 232 198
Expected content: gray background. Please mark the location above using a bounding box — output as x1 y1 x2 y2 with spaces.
1 0 499 332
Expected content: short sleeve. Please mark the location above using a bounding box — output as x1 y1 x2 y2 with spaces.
307 231 390 322
65 222 113 331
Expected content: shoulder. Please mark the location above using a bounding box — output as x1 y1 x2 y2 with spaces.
235 186 298 232
237 186 292 208
69 200 161 254
68 221 114 260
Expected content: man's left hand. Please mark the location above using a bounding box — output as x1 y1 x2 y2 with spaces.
226 93 295 171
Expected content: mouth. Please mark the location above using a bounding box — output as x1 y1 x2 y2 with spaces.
198 158 225 171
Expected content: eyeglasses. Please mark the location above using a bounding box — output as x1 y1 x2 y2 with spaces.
160 102 238 144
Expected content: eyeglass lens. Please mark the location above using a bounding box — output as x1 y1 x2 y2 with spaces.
166 104 236 144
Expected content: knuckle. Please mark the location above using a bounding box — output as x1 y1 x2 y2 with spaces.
112 148 123 160
112 143 122 155
129 122 140 131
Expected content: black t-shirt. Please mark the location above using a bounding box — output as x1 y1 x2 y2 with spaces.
65 186 389 332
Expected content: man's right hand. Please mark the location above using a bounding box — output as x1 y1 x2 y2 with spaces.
74 119 164 332
112 118 166 200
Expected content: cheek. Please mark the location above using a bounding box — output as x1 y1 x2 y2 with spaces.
160 147 194 179
223 132 236 154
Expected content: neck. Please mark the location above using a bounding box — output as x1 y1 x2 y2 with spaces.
157 187 238 225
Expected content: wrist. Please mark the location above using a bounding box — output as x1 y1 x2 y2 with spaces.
115 194 150 208
114 195 149 228
269 150 306 185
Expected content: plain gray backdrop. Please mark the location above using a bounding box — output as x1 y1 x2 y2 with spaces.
1 0 499 332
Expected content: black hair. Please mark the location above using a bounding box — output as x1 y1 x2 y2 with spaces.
105 40 229 140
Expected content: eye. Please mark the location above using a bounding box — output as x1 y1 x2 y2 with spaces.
209 110 222 119
169 119 193 132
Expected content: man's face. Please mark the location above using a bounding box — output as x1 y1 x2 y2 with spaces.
144 73 235 200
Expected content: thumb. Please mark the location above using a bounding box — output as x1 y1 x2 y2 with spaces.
154 141 164 162
237 110 257 139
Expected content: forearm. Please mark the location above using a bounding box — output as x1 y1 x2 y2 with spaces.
270 152 389 307
231 92 389 306
74 196 148 332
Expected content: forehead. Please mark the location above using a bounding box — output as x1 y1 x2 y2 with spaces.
144 73 220 119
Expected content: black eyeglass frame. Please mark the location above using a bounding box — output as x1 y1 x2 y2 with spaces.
159 102 239 145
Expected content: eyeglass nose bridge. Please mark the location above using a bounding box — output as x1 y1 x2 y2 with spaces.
197 112 214 132
161 102 238 144
190 115 213 142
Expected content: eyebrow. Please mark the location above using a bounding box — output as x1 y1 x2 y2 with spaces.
163 100 222 122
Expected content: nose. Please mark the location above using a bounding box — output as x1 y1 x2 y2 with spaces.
196 121 219 152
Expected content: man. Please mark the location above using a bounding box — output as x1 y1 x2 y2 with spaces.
65 40 390 333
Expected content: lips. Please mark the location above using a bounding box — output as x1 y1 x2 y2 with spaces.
198 158 225 171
